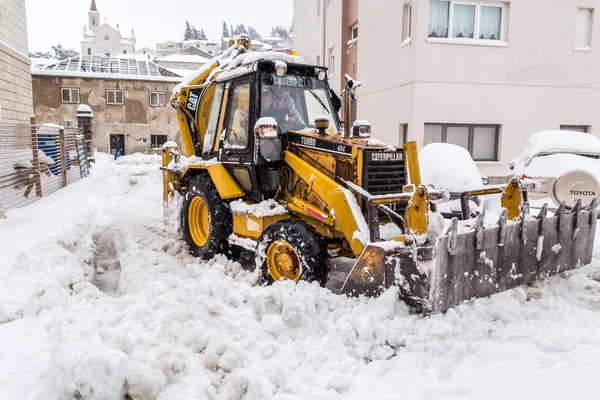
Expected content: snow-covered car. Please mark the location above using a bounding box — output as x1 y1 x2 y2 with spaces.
510 130 600 209
419 143 488 219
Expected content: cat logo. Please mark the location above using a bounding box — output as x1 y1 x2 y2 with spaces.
187 92 199 111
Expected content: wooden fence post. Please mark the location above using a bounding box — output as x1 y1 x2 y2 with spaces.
59 126 67 188
30 115 43 198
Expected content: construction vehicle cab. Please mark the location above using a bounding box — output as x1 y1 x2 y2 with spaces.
164 36 597 315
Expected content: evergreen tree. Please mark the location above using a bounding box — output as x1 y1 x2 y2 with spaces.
247 26 261 40
230 24 234 37
31 51 53 58
184 21 194 40
222 21 230 37
199 29 207 40
270 25 289 39
234 24 248 35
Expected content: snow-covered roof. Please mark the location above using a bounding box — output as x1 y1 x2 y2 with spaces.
32 56 182 82
262 36 284 42
157 54 210 64
120 39 133 45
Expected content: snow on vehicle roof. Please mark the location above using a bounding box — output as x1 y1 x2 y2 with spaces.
172 45 305 95
520 130 600 159
512 130 600 177
419 143 484 192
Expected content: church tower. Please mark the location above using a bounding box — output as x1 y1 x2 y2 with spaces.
88 0 100 30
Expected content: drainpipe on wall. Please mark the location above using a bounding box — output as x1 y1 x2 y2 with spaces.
320 0 327 66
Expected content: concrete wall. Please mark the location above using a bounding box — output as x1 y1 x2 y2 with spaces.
0 0 33 122
293 0 344 93
355 0 600 178
32 75 181 154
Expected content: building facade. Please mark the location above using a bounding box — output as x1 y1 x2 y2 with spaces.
32 57 182 154
156 41 183 57
294 0 600 178
81 0 136 57
0 0 33 122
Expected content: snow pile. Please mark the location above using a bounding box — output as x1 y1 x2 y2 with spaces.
1 153 600 399
116 152 162 165
419 143 484 192
230 199 288 217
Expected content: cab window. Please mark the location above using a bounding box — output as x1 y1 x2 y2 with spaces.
224 83 251 149
202 83 224 157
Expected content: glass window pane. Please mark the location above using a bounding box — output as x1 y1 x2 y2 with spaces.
203 84 224 155
424 124 443 144
575 8 592 48
480 6 502 40
446 126 469 149
429 0 449 38
472 127 497 160
225 83 251 149
452 4 476 39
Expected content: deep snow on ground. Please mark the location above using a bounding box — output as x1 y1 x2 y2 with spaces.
1 154 600 400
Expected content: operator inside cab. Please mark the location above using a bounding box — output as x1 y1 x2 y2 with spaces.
260 75 306 131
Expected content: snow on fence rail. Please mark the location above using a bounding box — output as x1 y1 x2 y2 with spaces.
0 119 89 215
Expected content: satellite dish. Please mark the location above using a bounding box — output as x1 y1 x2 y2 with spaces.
552 170 600 209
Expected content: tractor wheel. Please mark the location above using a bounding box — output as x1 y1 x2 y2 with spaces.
256 220 329 286
181 174 233 259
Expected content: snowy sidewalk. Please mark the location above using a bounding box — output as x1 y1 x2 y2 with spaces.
0 154 600 400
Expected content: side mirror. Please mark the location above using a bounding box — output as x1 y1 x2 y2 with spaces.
509 160 515 170
317 70 327 81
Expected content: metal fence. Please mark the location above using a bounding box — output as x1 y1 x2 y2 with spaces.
0 120 89 216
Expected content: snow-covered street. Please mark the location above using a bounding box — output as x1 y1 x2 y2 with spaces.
1 154 600 400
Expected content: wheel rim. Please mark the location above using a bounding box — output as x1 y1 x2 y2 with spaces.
188 196 210 246
266 240 301 282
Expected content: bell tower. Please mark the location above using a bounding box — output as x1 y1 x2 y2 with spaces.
89 0 100 30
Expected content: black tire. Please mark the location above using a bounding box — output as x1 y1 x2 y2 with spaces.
256 220 329 286
181 174 233 259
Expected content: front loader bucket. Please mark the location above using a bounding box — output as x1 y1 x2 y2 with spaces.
342 200 597 314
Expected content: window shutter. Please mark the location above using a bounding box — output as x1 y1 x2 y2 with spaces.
108 90 115 104
62 88 69 103
116 91 124 104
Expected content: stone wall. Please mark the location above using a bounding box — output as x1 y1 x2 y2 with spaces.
0 0 33 122
32 75 181 154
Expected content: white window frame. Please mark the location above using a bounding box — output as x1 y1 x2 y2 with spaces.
61 87 80 104
328 47 335 75
403 4 413 42
351 24 359 40
106 89 124 106
574 8 594 50
150 91 167 107
428 0 508 46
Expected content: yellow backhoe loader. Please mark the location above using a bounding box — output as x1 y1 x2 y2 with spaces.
163 36 597 314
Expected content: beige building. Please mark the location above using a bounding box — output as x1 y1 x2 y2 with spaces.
81 0 136 57
32 57 183 154
156 41 183 57
294 0 600 178
0 0 33 122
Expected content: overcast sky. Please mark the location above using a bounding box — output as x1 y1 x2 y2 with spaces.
25 0 293 53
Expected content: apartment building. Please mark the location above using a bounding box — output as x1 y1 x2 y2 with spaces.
0 0 33 122
294 0 600 178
